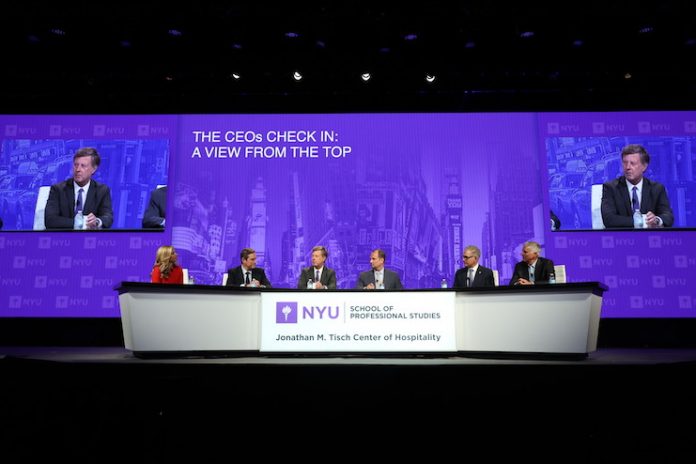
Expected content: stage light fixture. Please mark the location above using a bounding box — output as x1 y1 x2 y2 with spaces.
231 73 241 80
425 74 436 83
361 73 371 82
293 71 303 81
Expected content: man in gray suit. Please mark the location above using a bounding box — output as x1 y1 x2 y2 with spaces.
297 245 337 289
355 249 403 290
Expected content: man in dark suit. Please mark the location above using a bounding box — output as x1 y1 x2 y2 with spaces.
601 144 674 228
297 245 337 289
142 186 167 228
44 147 113 229
510 241 555 285
453 245 495 288
225 247 271 287
355 248 403 290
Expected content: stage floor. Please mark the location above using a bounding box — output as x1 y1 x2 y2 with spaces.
3 346 696 365
2 346 696 461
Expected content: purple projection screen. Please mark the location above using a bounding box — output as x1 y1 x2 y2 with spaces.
0 112 695 318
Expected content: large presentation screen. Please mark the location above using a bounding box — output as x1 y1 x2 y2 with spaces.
0 112 694 318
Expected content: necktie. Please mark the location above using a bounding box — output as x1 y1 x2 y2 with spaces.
245 271 251 285
75 188 84 214
529 265 535 283
468 268 474 287
632 186 639 211
315 270 320 283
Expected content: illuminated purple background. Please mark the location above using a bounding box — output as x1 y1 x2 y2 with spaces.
0 112 694 317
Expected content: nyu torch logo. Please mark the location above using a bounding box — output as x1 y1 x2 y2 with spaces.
276 302 298 324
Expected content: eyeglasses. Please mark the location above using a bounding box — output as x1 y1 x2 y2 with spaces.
462 255 474 260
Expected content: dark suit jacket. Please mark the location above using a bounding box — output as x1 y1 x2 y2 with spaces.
453 265 495 288
601 176 674 228
44 179 114 229
510 256 555 285
297 266 337 289
225 265 272 287
142 186 167 228
355 268 403 290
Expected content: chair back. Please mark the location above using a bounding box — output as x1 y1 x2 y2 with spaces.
591 184 605 229
33 186 51 230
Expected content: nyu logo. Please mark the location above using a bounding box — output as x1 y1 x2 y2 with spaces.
652 275 666 288
638 121 671 133
4 238 26 248
38 237 71 249
275 301 341 323
674 255 690 268
102 296 115 309
93 125 125 136
276 302 298 323
49 125 80 136
137 125 169 136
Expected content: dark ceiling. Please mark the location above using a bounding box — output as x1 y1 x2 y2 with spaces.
2 2 696 113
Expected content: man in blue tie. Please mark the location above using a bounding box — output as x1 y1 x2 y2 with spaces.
600 144 674 228
510 241 555 286
297 246 337 289
44 147 114 229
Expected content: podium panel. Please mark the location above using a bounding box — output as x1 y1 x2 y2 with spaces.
117 283 605 357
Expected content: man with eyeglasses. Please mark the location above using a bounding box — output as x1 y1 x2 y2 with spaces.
453 245 495 288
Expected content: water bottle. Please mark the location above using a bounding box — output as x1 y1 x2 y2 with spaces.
633 210 643 229
74 211 84 230
307 278 314 289
440 278 448 289
549 273 556 284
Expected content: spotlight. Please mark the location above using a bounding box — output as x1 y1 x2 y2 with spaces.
293 71 303 81
425 74 436 83
231 73 241 80
361 73 371 82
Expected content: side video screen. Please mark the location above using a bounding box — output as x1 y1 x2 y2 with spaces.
0 116 173 231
